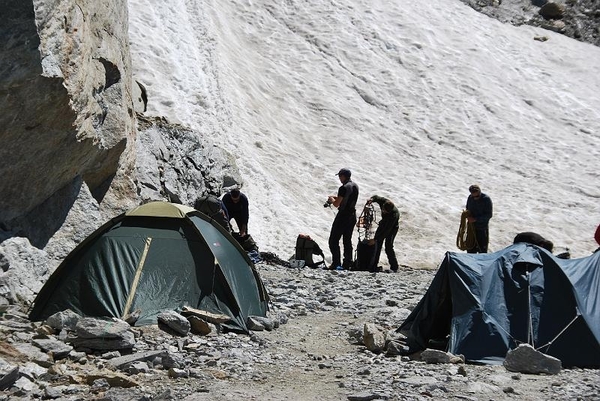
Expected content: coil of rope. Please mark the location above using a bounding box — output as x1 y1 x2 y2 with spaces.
456 210 477 251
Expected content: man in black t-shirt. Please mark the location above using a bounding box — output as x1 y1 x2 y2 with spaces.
327 168 359 269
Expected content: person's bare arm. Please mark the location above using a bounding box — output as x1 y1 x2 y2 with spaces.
328 195 343 208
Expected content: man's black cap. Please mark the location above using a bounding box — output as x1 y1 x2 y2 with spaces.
336 168 351 177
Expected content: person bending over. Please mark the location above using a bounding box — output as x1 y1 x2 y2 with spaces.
222 188 249 236
367 195 400 273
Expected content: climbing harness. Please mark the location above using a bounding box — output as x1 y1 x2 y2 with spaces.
356 202 377 241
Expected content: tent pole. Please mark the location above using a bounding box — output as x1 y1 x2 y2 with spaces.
122 237 153 318
526 269 534 346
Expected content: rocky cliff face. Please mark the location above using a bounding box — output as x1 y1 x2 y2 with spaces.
0 0 135 246
0 0 240 308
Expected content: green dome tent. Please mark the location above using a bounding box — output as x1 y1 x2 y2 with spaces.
29 202 269 333
398 243 600 367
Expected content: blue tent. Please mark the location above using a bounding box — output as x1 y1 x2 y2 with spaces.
398 243 600 367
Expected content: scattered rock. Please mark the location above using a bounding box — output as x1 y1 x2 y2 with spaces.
69 317 136 350
188 316 217 336
107 350 167 369
31 337 73 360
363 323 386 353
247 315 275 331
0 261 595 400
45 309 81 331
157 310 191 336
539 2 566 19
0 365 19 390
503 344 562 374
180 306 231 324
421 349 465 364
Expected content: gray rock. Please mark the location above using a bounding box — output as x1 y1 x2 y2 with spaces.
421 349 465 364
162 352 186 369
123 309 142 326
246 316 274 331
188 316 217 336
101 351 122 360
539 2 566 19
157 310 191 336
136 116 241 205
363 323 385 353
12 342 53 367
90 378 111 392
503 344 562 374
74 317 133 338
168 367 189 378
0 237 49 305
43 385 63 399
45 309 81 331
385 340 410 356
347 392 388 401
0 366 19 390
13 375 39 396
70 317 136 350
107 350 166 369
19 361 48 380
124 361 151 374
32 337 73 360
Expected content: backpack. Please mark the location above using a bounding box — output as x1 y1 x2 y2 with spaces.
294 234 325 268
194 195 230 230
232 232 259 253
353 239 375 271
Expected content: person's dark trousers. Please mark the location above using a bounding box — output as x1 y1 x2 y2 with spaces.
369 225 399 272
385 225 399 270
467 227 489 253
328 212 357 268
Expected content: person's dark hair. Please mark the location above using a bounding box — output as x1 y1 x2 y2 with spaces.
230 189 241 198
383 200 395 213
337 168 351 178
469 184 481 193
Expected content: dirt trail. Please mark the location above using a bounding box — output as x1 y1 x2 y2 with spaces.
183 311 360 401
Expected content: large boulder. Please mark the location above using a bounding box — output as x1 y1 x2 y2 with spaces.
0 0 136 245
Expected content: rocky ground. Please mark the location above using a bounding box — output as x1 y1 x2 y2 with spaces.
1 259 599 401
459 0 600 47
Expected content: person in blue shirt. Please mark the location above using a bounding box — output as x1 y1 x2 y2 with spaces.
465 184 493 253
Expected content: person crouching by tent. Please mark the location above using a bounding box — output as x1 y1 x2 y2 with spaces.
513 232 554 252
366 195 400 273
465 184 493 253
595 223 600 253
222 188 249 236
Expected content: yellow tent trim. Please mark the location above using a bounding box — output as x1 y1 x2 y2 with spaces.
126 201 195 219
122 237 152 318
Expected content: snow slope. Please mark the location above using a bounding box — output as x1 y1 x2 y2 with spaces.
128 0 600 268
